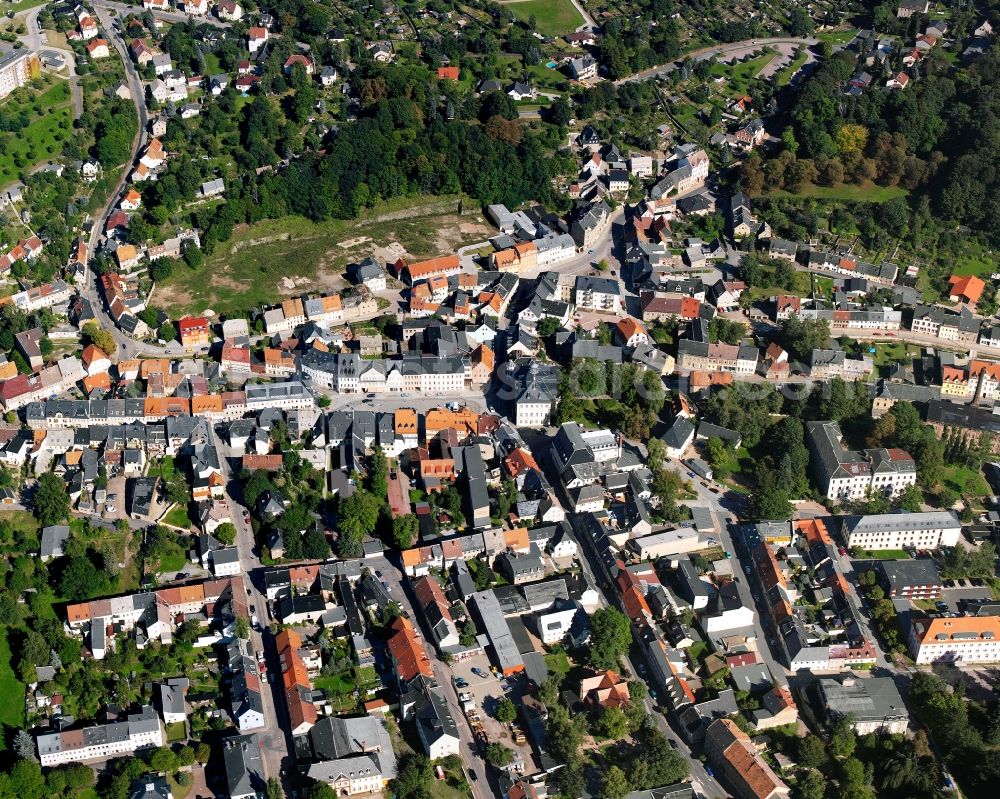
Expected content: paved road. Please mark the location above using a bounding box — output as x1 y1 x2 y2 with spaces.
215 427 291 785
80 3 152 358
527 434 725 798
20 6 84 117
616 37 818 84
93 0 233 28
371 553 493 799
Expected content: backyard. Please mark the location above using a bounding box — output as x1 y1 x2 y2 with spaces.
940 465 990 499
0 77 74 186
156 194 493 316
0 626 25 732
768 182 909 203
502 0 584 36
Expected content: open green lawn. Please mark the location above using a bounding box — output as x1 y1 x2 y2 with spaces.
0 626 25 731
853 548 910 560
868 341 916 367
952 254 999 276
0 79 74 185
157 548 188 573
315 673 356 695
157 194 490 316
709 51 776 98
816 28 858 44
503 0 584 36
769 182 908 202
0 510 40 552
166 721 187 742
941 465 990 498
163 504 193 530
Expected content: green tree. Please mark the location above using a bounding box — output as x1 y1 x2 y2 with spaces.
391 514 418 550
33 472 69 525
585 607 632 670
485 742 515 767
495 697 517 724
593 705 629 738
215 522 237 545
390 753 434 799
599 766 630 799
266 778 285 799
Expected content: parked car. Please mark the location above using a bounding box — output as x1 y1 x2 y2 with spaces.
705 765 714 778
454 677 469 688
472 667 489 679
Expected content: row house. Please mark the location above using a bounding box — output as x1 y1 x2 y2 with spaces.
677 339 758 375
910 305 981 345
8 279 72 312
1 357 85 411
299 350 468 394
807 250 898 284
797 306 901 332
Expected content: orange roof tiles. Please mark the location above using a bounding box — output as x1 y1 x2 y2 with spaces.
949 274 985 303
794 518 832 546
403 254 461 280
191 395 223 414
504 527 529 550
394 408 418 435
387 616 433 683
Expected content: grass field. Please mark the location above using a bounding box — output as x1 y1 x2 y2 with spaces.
0 626 25 732
166 721 187 742
777 50 810 87
709 51 776 99
854 548 910 560
163 504 193 530
869 341 916 367
952 254 999 276
769 182 908 203
941 465 990 498
504 0 584 36
0 79 74 186
157 194 491 316
816 28 858 44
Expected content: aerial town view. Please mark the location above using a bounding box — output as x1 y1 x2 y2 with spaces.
1 0 1000 797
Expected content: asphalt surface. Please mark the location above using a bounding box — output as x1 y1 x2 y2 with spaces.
215 427 292 785
616 37 819 84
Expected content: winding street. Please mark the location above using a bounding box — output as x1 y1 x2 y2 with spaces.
80 3 158 360
93 0 234 29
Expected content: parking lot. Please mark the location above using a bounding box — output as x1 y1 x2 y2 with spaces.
450 652 535 767
937 583 993 612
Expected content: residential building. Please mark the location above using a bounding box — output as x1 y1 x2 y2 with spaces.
222 735 265 799
414 686 461 759
575 275 622 314
36 705 164 766
840 511 960 552
815 677 909 735
300 715 397 795
880 559 943 599
568 54 597 80
0 50 39 101
178 316 210 349
807 421 916 501
703 718 789 799
910 615 1000 663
